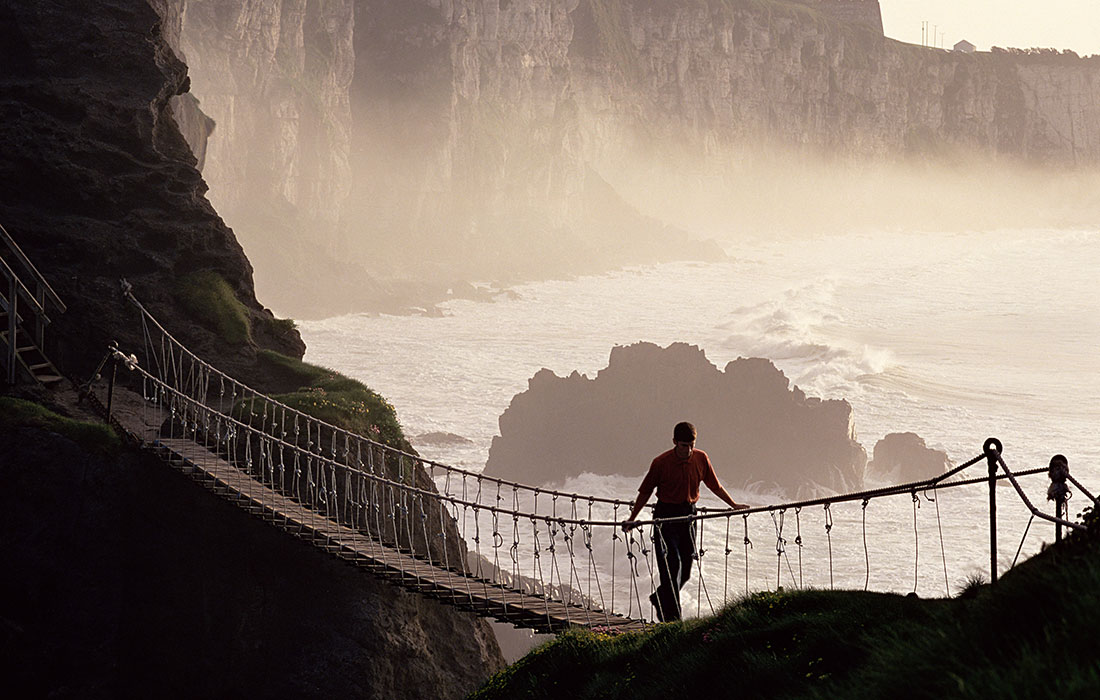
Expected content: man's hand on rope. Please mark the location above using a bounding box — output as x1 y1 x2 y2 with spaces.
621 520 642 532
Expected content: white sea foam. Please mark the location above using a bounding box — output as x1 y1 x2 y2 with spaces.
300 228 1100 600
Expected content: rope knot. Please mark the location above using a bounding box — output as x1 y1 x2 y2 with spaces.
1048 454 1070 502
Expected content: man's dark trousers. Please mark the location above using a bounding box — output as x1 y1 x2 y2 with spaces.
651 502 696 622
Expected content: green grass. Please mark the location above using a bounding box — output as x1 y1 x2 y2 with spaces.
175 270 252 345
251 350 407 449
579 0 880 81
0 397 120 457
264 317 298 337
471 512 1100 699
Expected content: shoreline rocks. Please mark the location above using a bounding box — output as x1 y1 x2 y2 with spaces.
867 432 953 484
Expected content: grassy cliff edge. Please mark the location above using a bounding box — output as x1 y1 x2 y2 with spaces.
472 509 1100 699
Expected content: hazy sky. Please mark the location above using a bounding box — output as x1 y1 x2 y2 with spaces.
881 1 1100 56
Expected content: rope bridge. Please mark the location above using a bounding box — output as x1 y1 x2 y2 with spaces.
90 289 1098 634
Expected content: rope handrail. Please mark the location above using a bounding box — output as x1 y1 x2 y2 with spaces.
994 453 1087 532
1067 474 1098 504
122 353 1056 529
128 358 604 525
113 290 1100 627
626 464 1051 525
128 288 1050 522
0 223 66 312
125 288 640 509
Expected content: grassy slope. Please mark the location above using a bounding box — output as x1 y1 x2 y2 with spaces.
252 350 408 450
472 511 1100 699
0 397 121 457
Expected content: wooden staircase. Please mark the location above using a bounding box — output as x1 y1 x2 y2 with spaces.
0 224 66 387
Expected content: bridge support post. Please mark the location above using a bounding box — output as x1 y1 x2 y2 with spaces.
984 438 1002 584
7 276 16 386
1048 455 1070 544
106 344 118 421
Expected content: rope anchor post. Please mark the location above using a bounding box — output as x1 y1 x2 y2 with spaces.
1048 454 1070 544
984 437 1003 584
106 341 120 420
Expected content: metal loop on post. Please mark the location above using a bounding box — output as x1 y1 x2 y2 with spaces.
983 437 1003 460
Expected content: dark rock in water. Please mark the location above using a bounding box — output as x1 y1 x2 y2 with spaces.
414 431 474 446
867 432 952 483
484 342 867 496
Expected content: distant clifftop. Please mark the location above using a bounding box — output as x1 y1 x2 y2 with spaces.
794 0 883 34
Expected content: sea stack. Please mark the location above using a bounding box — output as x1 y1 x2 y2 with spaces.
485 342 867 496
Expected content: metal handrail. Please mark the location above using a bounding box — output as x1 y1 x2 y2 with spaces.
0 223 66 313
0 254 49 319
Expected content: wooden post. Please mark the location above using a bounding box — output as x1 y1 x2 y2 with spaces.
1048 454 1070 544
984 438 1002 584
34 282 45 350
106 346 118 420
7 277 17 386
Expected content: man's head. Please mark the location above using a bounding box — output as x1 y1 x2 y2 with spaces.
673 421 696 460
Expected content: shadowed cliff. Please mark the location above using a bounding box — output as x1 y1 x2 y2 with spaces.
0 1 505 695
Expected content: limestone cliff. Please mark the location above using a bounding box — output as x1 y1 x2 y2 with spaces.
159 0 1100 317
483 342 867 496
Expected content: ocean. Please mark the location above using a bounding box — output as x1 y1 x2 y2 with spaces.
298 228 1099 613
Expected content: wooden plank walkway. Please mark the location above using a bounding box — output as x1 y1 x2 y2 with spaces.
146 436 651 635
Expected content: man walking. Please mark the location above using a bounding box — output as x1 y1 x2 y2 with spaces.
622 422 748 622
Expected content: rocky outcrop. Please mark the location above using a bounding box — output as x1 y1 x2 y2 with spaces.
484 342 867 496
0 426 504 698
866 432 952 483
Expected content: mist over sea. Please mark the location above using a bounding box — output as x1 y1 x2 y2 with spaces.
300 228 1100 606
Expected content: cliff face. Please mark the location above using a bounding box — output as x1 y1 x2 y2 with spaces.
484 342 867 496
152 0 383 316
566 1 1099 160
161 0 1100 316
0 0 301 380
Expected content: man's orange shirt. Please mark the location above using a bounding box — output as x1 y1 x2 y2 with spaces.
638 448 721 504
